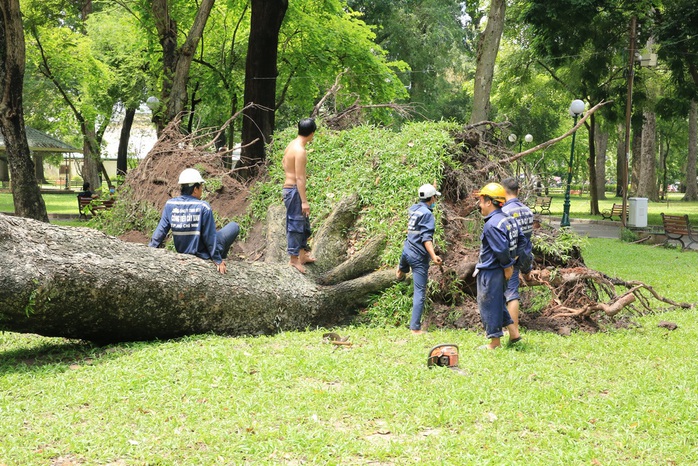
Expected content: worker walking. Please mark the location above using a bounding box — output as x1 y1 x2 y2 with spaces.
396 184 443 334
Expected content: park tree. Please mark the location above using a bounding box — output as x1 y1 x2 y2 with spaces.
346 0 472 121
656 0 698 200
520 0 656 215
238 0 287 174
23 0 116 192
148 0 215 134
0 0 48 221
469 0 505 125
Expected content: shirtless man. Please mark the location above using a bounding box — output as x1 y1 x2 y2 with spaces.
282 118 317 273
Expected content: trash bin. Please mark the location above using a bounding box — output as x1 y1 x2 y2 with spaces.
628 197 648 227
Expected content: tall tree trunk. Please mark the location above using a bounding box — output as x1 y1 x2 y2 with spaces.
117 106 136 177
631 123 642 194
152 0 216 134
81 121 101 192
637 111 658 201
658 131 668 200
469 0 505 125
33 152 46 183
239 0 288 175
0 0 48 222
615 123 625 197
586 114 600 215
0 156 8 181
683 99 698 201
594 121 608 200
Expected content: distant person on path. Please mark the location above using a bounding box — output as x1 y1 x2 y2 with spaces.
282 118 317 273
77 182 92 198
474 183 523 349
148 168 240 275
396 183 443 334
501 177 534 337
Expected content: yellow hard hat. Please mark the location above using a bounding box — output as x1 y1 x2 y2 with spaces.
478 183 506 203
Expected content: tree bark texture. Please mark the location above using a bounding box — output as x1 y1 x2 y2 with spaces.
0 213 396 343
631 123 642 194
469 0 505 125
637 111 658 201
239 0 288 173
683 99 698 201
615 123 625 197
117 107 136 176
586 114 600 215
0 0 48 222
594 122 608 200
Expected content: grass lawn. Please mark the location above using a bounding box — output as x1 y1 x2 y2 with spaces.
1 238 697 464
0 191 81 216
544 192 698 226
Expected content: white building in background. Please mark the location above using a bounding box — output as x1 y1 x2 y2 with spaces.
43 107 158 186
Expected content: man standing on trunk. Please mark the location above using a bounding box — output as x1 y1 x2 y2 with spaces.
282 118 317 273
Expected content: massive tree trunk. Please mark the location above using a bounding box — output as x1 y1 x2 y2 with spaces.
239 0 288 175
0 192 395 343
594 121 608 200
117 106 136 177
0 0 48 222
469 0 505 125
637 110 658 201
683 99 698 201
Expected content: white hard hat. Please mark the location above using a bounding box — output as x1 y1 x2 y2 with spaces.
418 184 441 200
178 168 205 185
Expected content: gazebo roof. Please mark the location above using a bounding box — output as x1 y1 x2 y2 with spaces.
0 126 79 153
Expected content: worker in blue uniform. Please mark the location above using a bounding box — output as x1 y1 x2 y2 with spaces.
501 177 534 336
149 168 240 275
475 183 523 349
396 184 443 334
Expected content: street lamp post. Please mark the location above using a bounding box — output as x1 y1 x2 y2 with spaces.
509 133 533 176
560 99 586 228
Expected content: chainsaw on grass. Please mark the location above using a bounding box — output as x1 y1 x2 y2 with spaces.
427 344 459 368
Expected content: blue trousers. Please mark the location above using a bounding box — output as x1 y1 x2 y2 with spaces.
399 252 430 331
477 267 514 339
283 186 311 256
504 266 521 303
216 222 240 260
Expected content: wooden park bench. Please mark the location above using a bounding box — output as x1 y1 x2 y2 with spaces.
601 203 628 221
78 196 115 219
530 196 552 215
661 213 697 250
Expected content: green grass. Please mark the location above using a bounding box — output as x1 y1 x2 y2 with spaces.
1 240 697 465
0 191 81 216
544 192 698 226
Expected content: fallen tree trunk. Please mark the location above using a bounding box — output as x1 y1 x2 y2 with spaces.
0 214 395 343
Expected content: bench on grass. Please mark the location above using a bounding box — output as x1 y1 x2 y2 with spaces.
530 196 552 215
661 213 697 250
78 196 115 219
601 203 627 221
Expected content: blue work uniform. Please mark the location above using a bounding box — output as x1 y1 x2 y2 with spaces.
398 201 436 331
502 197 534 303
283 185 312 256
476 208 520 339
148 195 239 264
